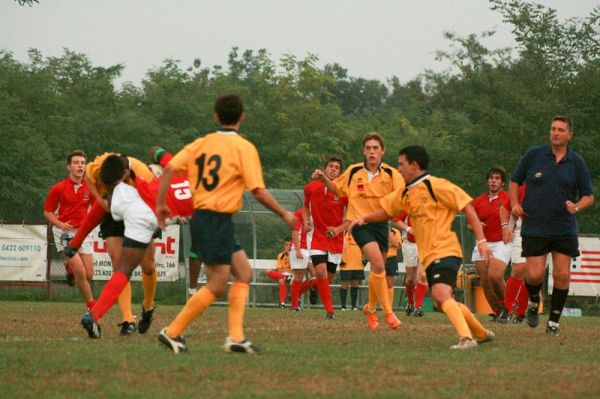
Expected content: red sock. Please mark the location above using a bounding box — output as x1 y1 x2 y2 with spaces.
415 283 428 308
299 279 312 295
515 280 529 316
405 282 415 305
71 201 107 249
86 300 96 311
291 280 301 309
504 276 521 313
317 278 334 313
90 271 129 321
278 284 287 304
267 270 287 280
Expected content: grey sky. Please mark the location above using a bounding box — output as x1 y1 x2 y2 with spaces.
1 1 597 87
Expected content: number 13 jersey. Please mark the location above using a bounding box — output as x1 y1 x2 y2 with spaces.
169 130 266 214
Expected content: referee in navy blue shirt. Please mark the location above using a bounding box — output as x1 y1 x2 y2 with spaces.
509 116 594 336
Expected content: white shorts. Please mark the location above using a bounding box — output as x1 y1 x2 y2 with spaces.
309 249 342 265
290 247 311 270
52 226 93 255
510 219 526 264
471 240 511 265
402 242 419 268
110 182 157 244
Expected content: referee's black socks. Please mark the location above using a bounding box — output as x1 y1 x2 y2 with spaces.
550 288 569 323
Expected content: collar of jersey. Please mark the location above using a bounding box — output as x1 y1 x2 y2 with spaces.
362 161 382 173
406 172 431 189
217 127 239 135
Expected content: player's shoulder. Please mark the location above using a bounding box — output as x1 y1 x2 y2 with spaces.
304 180 323 191
380 162 398 177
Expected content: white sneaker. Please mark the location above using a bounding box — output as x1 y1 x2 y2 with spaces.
188 287 197 296
158 327 188 354
223 336 261 354
450 337 478 350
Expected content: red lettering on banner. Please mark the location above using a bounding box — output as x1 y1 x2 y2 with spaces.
93 241 108 253
155 236 176 255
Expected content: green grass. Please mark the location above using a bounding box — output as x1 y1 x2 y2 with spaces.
1 301 600 398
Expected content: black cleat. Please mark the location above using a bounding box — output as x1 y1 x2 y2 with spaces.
545 321 560 336
325 312 336 320
118 321 137 336
278 303 286 308
497 308 511 324
137 307 155 334
81 312 101 339
405 304 415 316
413 307 425 317
525 301 539 328
223 337 261 354
292 306 303 313
513 314 526 324
158 328 188 354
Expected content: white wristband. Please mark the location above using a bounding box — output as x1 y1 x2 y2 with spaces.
476 239 487 245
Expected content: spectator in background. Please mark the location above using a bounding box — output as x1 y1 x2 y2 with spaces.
265 238 293 308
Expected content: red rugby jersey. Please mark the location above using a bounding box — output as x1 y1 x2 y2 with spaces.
303 180 347 253
135 174 194 219
395 212 415 243
472 190 510 242
44 178 92 228
293 208 308 249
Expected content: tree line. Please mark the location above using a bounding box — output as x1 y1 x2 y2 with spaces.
1 0 599 232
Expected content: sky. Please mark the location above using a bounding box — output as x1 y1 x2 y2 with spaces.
1 0 597 88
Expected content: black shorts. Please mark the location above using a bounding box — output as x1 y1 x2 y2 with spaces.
351 222 389 253
340 270 365 281
310 255 338 274
522 235 580 257
385 256 399 276
189 210 242 265
425 256 462 288
99 213 125 239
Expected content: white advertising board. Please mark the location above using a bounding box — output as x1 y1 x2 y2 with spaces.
548 236 600 296
0 224 48 282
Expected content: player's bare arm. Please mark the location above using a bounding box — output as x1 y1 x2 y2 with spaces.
311 169 337 194
348 208 389 231
508 181 524 218
252 187 296 230
566 194 594 215
463 203 491 262
499 205 513 244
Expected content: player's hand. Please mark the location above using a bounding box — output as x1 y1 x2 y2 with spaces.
296 249 303 259
348 217 366 232
303 220 312 232
311 169 325 181
156 205 171 230
565 200 578 215
511 204 524 218
63 245 77 259
501 226 514 244
149 146 163 163
282 211 297 230
478 242 492 264
325 226 338 238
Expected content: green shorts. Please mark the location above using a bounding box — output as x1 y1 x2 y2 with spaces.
351 222 389 253
190 210 242 265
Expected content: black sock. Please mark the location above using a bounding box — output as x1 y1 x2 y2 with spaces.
351 287 358 309
549 288 569 323
524 281 542 304
340 287 348 308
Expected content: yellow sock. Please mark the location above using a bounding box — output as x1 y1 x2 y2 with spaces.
228 282 249 342
166 286 217 337
458 303 488 340
371 272 391 314
367 273 379 312
142 270 157 310
441 298 472 339
118 281 134 322
388 288 395 310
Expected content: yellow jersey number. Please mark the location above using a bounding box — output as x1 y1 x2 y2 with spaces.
195 153 221 191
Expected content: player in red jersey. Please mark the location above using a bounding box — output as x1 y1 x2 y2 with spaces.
43 150 95 310
470 166 512 322
302 156 348 319
81 154 194 338
289 208 317 311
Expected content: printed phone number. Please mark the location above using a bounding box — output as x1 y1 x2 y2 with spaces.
1 244 42 252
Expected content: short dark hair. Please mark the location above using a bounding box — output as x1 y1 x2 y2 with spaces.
362 132 385 149
67 150 87 164
99 155 128 188
398 145 429 170
215 93 244 125
487 166 506 182
552 115 573 132
325 155 343 170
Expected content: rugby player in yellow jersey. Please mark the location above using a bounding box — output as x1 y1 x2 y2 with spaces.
156 93 296 354
350 145 495 350
312 132 403 330
339 232 365 311
84 153 159 336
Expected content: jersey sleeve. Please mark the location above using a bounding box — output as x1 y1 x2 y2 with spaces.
379 188 404 218
43 183 60 212
435 179 473 212
331 168 350 198
392 168 405 191
169 143 193 175
293 209 303 231
303 184 311 208
240 142 265 191
511 148 535 185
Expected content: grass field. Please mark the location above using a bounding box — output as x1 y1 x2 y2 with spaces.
1 301 600 398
